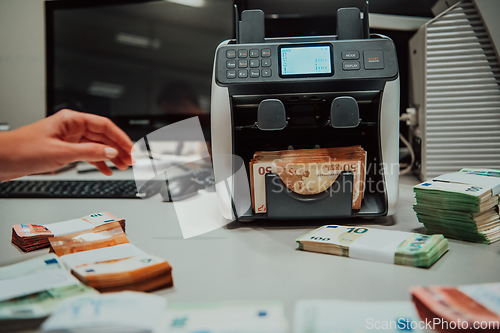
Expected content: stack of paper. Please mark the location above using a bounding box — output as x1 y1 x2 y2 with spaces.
40 292 167 333
49 221 173 292
0 254 97 331
296 225 448 267
294 300 424 333
413 169 500 244
165 301 288 333
250 146 366 213
411 283 500 330
11 212 126 252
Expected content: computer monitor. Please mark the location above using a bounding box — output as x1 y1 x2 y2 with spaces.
45 0 234 141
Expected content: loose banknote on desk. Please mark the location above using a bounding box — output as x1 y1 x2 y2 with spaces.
0 254 97 331
250 146 366 213
11 212 125 252
296 225 448 267
49 221 173 293
40 292 167 333
411 282 500 332
414 168 500 244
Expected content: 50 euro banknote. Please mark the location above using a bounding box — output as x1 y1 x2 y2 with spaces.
251 156 366 213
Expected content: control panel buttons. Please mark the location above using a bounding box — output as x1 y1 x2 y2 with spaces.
261 58 271 67
238 70 248 78
238 49 248 58
238 59 248 68
261 49 271 57
262 68 272 77
250 69 260 78
364 50 384 70
226 70 236 79
342 51 360 60
250 49 259 58
342 61 360 71
226 60 236 69
250 59 260 68
226 49 236 59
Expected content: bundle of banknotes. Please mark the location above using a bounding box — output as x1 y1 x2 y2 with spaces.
11 212 126 252
296 225 448 267
0 254 97 331
413 169 500 244
49 221 173 293
250 146 367 213
411 282 500 332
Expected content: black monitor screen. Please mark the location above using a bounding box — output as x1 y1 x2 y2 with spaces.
46 0 233 141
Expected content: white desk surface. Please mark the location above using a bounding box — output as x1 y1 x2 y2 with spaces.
1 169 499 328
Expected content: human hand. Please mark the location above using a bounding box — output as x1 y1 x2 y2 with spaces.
0 109 134 181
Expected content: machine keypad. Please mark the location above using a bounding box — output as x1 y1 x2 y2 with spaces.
342 51 360 60
342 61 360 71
238 70 248 78
364 50 384 70
262 68 272 77
250 59 259 68
238 59 248 68
225 48 273 79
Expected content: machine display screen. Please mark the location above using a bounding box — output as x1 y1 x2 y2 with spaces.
280 45 332 76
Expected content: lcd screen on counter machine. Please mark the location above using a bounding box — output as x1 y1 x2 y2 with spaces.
280 45 332 76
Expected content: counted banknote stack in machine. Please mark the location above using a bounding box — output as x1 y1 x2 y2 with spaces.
413 169 500 244
49 221 172 293
11 212 126 252
296 225 449 268
250 146 367 213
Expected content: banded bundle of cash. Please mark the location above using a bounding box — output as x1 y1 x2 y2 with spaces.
250 146 366 213
413 169 500 244
296 225 448 267
411 283 500 330
49 221 173 293
11 212 126 252
0 254 97 331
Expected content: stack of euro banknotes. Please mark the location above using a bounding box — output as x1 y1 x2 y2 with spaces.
49 221 173 293
0 254 97 331
414 169 500 244
11 212 126 252
250 146 366 213
411 282 500 331
296 225 448 267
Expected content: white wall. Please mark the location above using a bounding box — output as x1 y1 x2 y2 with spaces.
0 0 45 130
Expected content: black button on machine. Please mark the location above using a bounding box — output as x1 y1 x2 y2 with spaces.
238 70 248 78
238 49 248 58
226 70 236 79
226 60 236 69
364 50 384 70
226 49 236 59
238 59 248 68
250 59 259 68
262 68 271 77
342 51 360 60
250 69 260 78
261 49 271 57
250 49 259 58
261 58 271 67
342 61 360 71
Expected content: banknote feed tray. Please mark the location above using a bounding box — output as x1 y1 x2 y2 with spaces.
264 171 354 219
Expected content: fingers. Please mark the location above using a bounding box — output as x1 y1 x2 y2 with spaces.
89 161 113 176
79 136 129 170
55 109 134 157
83 130 133 166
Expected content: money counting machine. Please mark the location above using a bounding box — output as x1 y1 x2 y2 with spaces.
211 4 399 221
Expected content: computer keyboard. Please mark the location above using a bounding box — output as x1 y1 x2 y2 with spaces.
0 180 140 199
